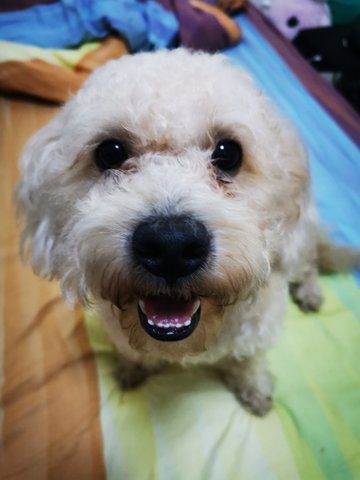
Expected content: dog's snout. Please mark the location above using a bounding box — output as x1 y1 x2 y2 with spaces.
132 215 211 282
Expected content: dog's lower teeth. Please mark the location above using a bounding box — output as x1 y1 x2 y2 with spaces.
146 319 192 329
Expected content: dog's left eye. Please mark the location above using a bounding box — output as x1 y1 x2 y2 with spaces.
211 139 242 172
95 139 129 171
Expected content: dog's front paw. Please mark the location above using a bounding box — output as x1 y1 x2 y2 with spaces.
220 356 273 416
234 381 273 417
290 279 323 312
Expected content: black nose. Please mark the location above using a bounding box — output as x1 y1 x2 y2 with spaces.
132 215 211 282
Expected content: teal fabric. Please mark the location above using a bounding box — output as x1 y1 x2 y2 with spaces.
327 0 360 24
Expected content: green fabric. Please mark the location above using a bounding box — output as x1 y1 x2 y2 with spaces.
85 274 360 479
327 0 360 24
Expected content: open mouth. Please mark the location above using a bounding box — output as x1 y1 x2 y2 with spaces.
138 296 201 341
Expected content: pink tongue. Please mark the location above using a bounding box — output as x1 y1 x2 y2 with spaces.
142 296 195 327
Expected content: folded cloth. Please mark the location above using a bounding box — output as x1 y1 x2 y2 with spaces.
0 37 128 102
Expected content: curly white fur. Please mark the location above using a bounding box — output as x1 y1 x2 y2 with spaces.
17 49 322 416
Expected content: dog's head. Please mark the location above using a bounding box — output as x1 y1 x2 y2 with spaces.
17 49 309 359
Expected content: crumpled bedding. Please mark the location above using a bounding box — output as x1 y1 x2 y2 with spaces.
1 5 359 480
0 0 244 102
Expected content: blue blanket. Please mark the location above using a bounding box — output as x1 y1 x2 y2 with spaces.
0 0 230 51
226 16 360 257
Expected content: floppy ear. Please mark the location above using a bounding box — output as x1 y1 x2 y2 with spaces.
16 114 65 279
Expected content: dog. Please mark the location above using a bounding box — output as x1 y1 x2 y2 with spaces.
16 49 358 416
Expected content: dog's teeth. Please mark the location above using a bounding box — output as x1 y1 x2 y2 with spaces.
192 300 201 315
139 300 146 313
144 317 194 329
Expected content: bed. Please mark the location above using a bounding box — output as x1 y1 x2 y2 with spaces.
1 3 359 479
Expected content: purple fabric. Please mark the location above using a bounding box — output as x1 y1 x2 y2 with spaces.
0 0 57 13
157 0 229 51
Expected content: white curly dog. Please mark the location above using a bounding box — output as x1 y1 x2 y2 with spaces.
17 49 356 416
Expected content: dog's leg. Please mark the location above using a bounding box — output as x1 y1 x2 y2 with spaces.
115 356 162 390
290 266 323 313
289 231 360 313
218 354 273 416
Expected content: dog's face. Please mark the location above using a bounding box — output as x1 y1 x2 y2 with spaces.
17 49 309 360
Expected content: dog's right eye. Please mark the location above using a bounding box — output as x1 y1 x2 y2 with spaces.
95 139 129 171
